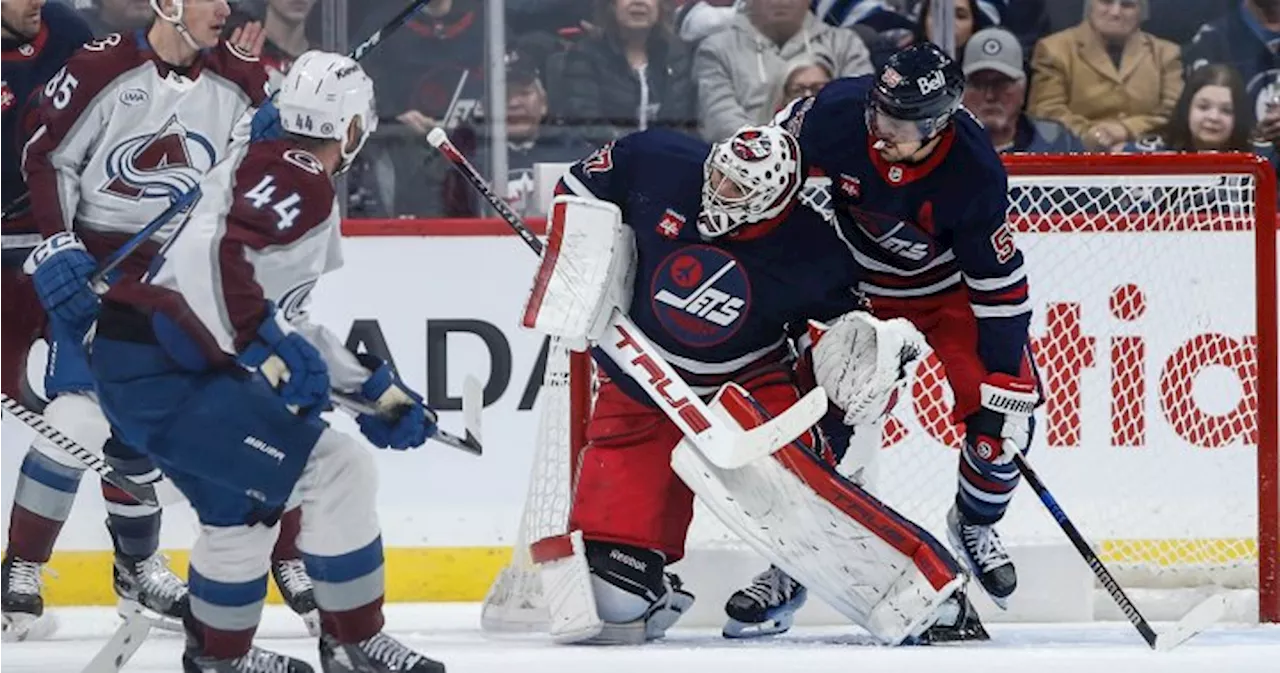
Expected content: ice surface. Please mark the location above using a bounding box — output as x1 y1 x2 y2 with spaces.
3 603 1279 673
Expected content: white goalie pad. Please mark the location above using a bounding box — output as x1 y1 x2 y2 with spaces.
670 382 964 645
522 195 636 347
809 312 927 426
529 531 604 644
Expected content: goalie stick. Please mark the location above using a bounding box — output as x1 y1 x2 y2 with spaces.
87 0 436 290
0 393 158 507
426 128 826 469
1007 440 1226 651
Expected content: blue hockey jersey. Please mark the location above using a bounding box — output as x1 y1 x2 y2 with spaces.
776 76 1030 379
1 0 92 265
556 128 867 404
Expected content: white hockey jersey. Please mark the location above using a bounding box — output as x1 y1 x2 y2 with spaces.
141 139 368 389
22 30 268 281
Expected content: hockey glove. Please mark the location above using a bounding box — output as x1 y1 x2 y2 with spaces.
239 303 330 413
23 232 101 334
810 312 926 426
355 355 436 450
250 99 283 142
964 373 1039 465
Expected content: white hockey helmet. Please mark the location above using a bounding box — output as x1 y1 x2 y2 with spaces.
699 124 803 240
277 50 378 175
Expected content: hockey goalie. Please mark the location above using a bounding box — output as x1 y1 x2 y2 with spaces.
512 123 984 646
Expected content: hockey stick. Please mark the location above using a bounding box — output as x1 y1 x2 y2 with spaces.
79 607 156 673
330 375 485 456
1006 440 1226 651
0 393 159 507
426 128 826 469
86 0 434 292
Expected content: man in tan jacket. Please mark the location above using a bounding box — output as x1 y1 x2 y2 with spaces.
1027 0 1183 151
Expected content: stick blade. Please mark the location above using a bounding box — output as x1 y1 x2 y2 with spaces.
1155 593 1227 652
703 386 829 469
80 611 153 673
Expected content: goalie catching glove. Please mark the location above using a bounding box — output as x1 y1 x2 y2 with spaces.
522 195 636 350
809 312 927 426
352 354 436 450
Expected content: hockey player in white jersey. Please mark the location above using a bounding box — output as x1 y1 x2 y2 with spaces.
14 0 317 637
88 50 446 673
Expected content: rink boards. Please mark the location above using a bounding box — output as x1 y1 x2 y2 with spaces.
0 224 1275 620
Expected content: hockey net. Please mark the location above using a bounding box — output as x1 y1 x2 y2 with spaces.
482 153 1279 631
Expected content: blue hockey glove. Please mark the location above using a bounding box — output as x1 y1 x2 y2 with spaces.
355 356 436 450
23 232 101 333
239 303 330 413
251 99 283 142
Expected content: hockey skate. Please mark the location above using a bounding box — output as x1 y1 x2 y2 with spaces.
319 631 446 673
114 553 189 631
184 646 314 673
273 558 320 636
911 589 990 644
946 504 1017 608
722 565 808 639
2 555 57 642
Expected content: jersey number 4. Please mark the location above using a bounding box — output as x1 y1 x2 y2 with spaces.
244 176 302 230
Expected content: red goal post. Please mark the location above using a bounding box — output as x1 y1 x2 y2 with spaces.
343 152 1278 624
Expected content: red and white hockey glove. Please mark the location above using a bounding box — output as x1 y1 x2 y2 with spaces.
809 312 926 426
964 373 1039 465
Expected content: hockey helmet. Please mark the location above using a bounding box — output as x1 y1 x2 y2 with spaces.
699 124 803 240
867 42 964 146
277 50 378 175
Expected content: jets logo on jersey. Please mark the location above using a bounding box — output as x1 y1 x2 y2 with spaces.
652 245 750 347
656 209 686 239
101 115 216 201
583 142 615 174
730 130 771 162
847 205 936 265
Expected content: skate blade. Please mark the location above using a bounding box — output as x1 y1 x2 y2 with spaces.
2 611 59 642
116 599 181 633
299 609 321 637
722 613 796 639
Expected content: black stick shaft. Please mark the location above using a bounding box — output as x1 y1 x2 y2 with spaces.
427 128 544 256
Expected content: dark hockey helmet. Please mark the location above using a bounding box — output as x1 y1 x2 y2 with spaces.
867 42 965 144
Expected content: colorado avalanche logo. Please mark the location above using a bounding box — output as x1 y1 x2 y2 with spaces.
730 130 771 162
100 115 216 202
651 245 751 347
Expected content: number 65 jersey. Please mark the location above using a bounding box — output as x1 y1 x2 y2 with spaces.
135 139 368 389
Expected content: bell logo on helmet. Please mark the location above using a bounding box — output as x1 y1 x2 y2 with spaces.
730 130 772 162
917 70 945 96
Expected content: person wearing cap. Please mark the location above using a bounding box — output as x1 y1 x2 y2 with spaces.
962 27 1085 153
1027 0 1182 152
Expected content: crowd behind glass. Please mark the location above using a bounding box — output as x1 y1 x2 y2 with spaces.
67 0 1280 217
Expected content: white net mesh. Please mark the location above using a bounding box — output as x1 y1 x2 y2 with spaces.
482 156 1276 631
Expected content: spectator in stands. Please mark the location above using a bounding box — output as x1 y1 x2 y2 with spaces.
79 0 151 36
762 53 833 120
1028 0 1183 152
226 0 319 90
442 51 596 217
963 27 1084 153
556 0 697 146
913 0 992 55
1184 0 1280 146
1128 63 1272 160
694 0 872 141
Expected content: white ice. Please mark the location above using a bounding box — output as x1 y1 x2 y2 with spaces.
3 603 1279 673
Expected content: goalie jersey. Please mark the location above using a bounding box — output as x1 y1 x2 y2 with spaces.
776 76 1032 385
555 128 868 404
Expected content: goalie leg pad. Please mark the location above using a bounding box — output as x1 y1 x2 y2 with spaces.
567 383 696 562
672 381 965 645
522 195 636 347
